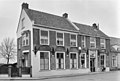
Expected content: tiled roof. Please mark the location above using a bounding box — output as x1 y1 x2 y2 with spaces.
24 9 78 31
110 37 120 45
73 22 109 38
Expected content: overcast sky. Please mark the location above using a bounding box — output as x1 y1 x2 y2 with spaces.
0 0 119 44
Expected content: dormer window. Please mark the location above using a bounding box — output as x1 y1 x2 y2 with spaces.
90 37 96 48
100 39 106 49
70 34 77 47
40 30 49 45
56 32 64 46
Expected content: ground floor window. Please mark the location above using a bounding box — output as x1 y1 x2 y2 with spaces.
112 55 117 67
22 52 29 67
80 53 86 68
56 52 65 69
40 52 50 70
70 53 77 69
100 54 105 67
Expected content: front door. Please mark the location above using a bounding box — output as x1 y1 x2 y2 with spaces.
90 58 95 72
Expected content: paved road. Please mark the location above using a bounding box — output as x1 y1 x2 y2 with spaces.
42 71 120 81
0 71 120 81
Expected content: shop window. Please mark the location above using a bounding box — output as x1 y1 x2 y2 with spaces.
56 53 64 69
40 30 49 45
40 52 49 70
70 53 77 69
80 53 86 68
70 34 77 47
56 32 64 46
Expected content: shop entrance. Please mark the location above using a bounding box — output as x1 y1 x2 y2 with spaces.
90 58 95 72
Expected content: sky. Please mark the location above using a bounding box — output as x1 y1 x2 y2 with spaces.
0 0 119 63
0 0 119 43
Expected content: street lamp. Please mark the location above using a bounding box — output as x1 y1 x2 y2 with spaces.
78 47 82 54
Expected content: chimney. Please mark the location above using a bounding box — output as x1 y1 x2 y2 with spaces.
22 3 29 9
92 23 99 29
62 13 68 18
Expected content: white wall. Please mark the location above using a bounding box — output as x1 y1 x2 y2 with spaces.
17 9 32 38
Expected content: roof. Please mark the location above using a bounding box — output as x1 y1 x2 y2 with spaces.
73 22 109 38
110 37 120 45
24 8 78 31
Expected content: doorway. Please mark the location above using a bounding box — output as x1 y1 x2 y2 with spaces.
90 58 95 72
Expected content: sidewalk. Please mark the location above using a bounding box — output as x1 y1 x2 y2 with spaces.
0 71 113 80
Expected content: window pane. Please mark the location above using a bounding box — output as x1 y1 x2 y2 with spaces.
40 64 44 70
57 33 63 38
41 30 48 37
71 34 76 40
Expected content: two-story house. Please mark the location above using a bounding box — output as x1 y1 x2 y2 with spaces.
17 3 110 77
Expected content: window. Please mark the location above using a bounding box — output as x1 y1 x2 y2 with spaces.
100 54 105 67
18 38 21 49
100 39 106 49
70 53 77 69
80 53 86 68
56 53 64 69
56 32 64 46
22 32 29 46
90 37 96 48
40 52 49 70
21 18 25 29
22 52 29 67
70 34 77 47
81 36 86 48
40 30 49 45
112 56 117 67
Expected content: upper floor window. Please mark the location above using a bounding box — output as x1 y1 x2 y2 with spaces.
22 32 29 46
81 36 86 48
90 37 96 48
100 39 106 49
40 30 49 45
56 32 64 46
70 34 77 47
21 18 25 30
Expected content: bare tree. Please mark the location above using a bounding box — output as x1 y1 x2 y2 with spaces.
0 38 16 64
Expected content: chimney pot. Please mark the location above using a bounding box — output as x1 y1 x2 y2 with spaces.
22 3 29 9
62 13 68 18
92 23 99 29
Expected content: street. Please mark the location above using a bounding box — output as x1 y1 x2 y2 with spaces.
41 71 120 81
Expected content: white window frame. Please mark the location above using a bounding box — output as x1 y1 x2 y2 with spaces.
70 34 77 47
100 39 106 49
22 33 29 46
55 52 65 70
90 37 96 48
22 51 29 67
81 36 86 48
40 29 49 45
100 54 106 67
112 55 117 67
39 51 50 71
80 53 86 68
69 52 78 69
56 32 64 46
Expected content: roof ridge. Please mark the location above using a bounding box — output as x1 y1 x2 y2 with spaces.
25 8 64 19
73 22 92 27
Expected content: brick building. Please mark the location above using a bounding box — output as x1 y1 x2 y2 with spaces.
17 3 110 77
